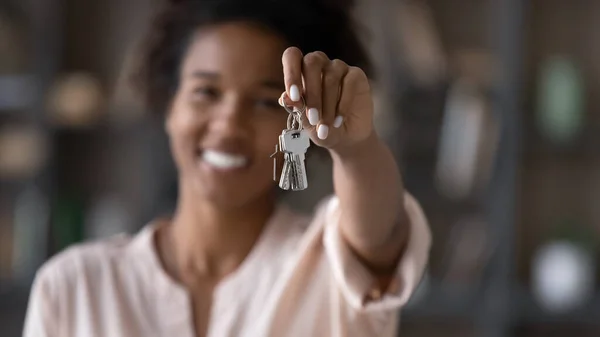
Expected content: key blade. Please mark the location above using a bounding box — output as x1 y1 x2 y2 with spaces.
278 153 292 190
290 154 308 191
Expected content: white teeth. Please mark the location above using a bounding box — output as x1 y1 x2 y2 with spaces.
202 150 248 169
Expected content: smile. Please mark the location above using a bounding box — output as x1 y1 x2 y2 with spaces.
201 150 249 170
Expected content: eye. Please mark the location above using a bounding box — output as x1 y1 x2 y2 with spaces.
255 98 281 110
191 86 220 100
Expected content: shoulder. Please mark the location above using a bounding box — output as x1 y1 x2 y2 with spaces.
25 229 156 336
33 232 141 293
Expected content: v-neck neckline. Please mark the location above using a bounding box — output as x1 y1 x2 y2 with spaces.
139 202 292 294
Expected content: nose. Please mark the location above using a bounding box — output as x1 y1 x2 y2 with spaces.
208 95 251 139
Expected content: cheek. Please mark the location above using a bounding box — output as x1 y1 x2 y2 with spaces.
254 117 287 156
167 104 204 158
170 95 206 133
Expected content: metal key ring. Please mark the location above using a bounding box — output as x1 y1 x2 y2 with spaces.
282 96 306 116
287 112 304 131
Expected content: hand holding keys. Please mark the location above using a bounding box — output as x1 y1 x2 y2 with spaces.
274 47 376 191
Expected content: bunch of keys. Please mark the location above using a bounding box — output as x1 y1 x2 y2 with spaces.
270 97 310 191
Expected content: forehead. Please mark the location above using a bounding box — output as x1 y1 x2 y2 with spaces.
181 22 286 83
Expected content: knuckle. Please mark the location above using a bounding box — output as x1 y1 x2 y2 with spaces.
303 52 326 67
283 47 303 60
347 66 367 81
312 51 329 60
325 59 349 80
331 59 348 71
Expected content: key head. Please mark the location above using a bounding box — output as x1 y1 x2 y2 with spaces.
280 129 310 154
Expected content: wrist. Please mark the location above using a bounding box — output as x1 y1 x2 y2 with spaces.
329 130 381 160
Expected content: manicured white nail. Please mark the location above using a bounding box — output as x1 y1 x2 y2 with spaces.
289 85 300 102
333 116 344 128
317 124 329 139
308 108 319 126
278 97 284 107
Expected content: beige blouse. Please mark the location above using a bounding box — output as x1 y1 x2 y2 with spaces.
23 193 431 337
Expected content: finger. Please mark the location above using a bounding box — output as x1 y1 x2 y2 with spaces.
336 67 368 129
302 51 329 127
282 47 303 102
319 59 348 140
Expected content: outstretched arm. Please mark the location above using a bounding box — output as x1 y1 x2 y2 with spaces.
330 132 409 273
280 47 409 274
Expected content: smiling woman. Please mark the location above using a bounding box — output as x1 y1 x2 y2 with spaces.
23 1 431 337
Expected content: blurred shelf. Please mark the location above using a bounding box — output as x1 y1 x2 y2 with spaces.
0 75 37 111
0 282 29 296
0 283 30 337
402 283 600 326
0 280 30 303
50 118 150 135
522 124 600 162
403 282 480 321
0 179 30 192
513 287 600 325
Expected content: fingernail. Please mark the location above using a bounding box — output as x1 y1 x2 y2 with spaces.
289 85 300 102
317 124 329 140
333 116 344 128
278 97 284 107
308 108 319 126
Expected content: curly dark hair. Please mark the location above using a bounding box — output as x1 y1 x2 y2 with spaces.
133 0 373 115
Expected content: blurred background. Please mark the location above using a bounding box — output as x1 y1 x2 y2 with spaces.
0 0 598 336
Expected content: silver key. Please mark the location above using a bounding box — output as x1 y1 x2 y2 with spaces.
279 129 310 190
271 99 310 191
280 153 305 190
278 153 293 190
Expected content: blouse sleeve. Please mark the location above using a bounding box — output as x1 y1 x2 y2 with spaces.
322 192 431 313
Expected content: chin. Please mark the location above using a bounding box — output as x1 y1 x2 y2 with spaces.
193 172 273 210
181 149 274 208
198 181 273 209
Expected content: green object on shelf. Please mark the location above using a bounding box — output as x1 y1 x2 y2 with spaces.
52 193 85 251
536 56 585 144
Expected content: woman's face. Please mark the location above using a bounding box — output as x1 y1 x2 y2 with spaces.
166 22 288 208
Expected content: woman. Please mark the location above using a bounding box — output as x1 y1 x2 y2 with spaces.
24 0 431 336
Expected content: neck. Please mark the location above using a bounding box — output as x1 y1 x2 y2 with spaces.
164 185 276 283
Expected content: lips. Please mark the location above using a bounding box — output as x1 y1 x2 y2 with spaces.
201 149 249 170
